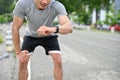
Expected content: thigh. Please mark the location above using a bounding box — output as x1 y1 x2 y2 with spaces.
21 36 39 53
42 35 61 55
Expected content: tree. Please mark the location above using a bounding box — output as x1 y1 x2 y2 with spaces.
0 0 14 14
87 0 112 27
57 0 113 25
57 0 91 24
0 0 14 23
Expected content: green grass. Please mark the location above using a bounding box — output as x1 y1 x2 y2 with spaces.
0 35 3 43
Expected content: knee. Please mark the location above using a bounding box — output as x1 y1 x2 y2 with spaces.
52 55 62 67
55 58 62 65
19 61 28 70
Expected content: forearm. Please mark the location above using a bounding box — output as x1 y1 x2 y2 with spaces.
12 26 21 55
57 15 73 34
58 23 73 34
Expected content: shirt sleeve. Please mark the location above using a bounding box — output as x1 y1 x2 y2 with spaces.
13 1 25 19
54 1 68 17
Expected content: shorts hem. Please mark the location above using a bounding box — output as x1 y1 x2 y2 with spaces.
48 50 61 54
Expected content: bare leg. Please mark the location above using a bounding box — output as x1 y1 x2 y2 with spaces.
19 61 28 80
50 53 63 80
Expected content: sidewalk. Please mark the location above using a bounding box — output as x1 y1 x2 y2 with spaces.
0 24 18 80
0 52 18 80
0 38 18 80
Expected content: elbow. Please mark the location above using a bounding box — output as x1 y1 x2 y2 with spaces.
12 24 14 33
12 24 19 35
12 23 20 31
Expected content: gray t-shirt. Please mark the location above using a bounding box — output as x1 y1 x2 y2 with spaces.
13 0 67 37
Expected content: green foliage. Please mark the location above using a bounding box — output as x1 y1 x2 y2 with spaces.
0 0 14 14
0 0 113 24
104 10 120 26
58 0 113 24
0 14 13 23
0 15 6 23
0 35 3 43
0 0 14 23
117 10 120 20
97 20 103 25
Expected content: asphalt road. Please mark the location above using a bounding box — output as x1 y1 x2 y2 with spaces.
30 29 120 80
0 24 120 80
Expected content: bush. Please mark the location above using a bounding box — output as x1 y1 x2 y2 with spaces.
0 14 13 23
0 35 3 43
105 10 120 26
0 15 7 23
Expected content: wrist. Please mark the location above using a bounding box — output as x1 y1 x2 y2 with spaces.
54 26 59 33
16 51 21 55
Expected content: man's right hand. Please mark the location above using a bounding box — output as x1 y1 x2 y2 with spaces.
17 50 30 63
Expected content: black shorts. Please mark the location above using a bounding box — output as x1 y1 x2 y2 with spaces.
21 35 61 55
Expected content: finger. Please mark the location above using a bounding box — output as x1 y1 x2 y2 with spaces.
37 29 44 36
20 59 26 63
45 30 50 34
24 55 29 59
23 50 29 53
22 51 29 56
45 30 52 35
22 57 29 62
37 28 42 35
41 29 45 35
40 30 46 36
23 54 30 60
21 59 28 63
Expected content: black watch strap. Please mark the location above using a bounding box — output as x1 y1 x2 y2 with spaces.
54 26 59 33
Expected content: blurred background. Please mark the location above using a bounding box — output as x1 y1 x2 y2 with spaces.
0 0 120 80
0 0 120 32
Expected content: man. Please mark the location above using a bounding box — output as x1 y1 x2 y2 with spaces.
12 0 73 80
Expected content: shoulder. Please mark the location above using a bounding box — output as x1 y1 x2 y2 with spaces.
13 0 33 19
50 0 67 15
52 0 65 9
15 0 32 8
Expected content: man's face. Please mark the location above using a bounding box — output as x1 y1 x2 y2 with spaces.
34 0 51 10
